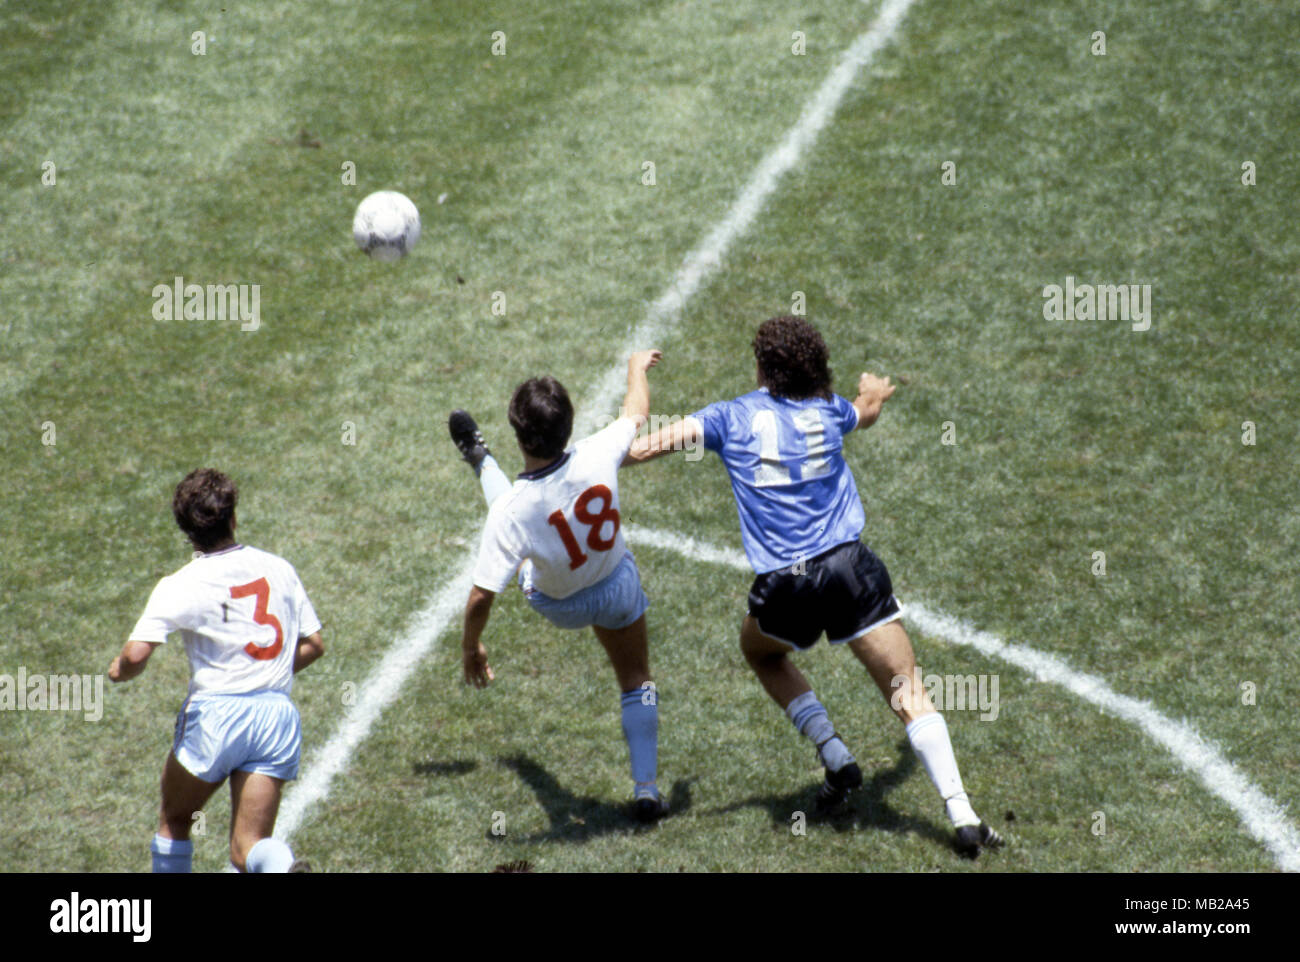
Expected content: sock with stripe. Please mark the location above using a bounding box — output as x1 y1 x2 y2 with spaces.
785 690 854 772
150 834 192 873
245 837 296 873
620 687 659 796
478 454 512 505
905 712 979 826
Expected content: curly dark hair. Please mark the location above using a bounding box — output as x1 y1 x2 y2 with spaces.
172 468 238 551
752 315 833 400
509 376 574 461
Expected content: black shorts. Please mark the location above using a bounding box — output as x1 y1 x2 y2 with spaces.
747 540 902 650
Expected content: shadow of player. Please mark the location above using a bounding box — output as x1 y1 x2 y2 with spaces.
494 753 693 843
706 739 952 848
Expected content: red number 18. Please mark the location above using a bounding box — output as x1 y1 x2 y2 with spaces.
547 484 620 570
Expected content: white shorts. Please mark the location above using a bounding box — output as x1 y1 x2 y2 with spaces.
172 690 301 783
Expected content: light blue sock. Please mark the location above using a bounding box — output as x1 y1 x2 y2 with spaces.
786 690 854 771
620 688 659 791
150 834 192 873
245 837 295 873
479 454 512 505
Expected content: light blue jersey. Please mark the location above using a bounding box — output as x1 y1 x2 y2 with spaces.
690 388 864 574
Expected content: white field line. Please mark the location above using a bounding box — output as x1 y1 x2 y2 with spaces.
275 0 918 843
624 524 1300 873
274 555 477 840
574 0 917 438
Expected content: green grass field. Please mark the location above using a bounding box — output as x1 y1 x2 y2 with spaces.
2 0 1297 872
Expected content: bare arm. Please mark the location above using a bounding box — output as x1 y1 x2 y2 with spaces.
108 640 159 682
624 416 702 465
293 631 325 673
461 585 497 688
619 349 662 428
852 372 897 430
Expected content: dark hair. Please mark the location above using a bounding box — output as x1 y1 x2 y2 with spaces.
508 376 574 460
752 315 833 400
172 468 238 551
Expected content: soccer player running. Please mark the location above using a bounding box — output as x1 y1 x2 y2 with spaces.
449 349 668 821
625 316 1001 856
109 469 325 872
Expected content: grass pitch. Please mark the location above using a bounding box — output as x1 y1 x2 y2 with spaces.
1 0 1297 872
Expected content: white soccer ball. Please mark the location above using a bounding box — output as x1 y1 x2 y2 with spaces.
352 190 421 261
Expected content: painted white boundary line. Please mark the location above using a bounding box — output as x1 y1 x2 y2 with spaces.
624 523 1300 873
274 556 477 839
276 0 918 842
575 0 917 437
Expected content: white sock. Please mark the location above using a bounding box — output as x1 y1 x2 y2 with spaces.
944 793 979 827
245 837 295 873
786 691 854 771
479 454 512 504
905 713 979 826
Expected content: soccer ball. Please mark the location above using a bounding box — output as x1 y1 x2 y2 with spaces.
352 190 421 261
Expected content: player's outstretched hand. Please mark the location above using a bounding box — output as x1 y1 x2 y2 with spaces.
463 643 495 688
858 372 896 403
629 349 662 373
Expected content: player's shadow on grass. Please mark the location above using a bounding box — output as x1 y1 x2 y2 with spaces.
708 739 951 848
495 754 693 844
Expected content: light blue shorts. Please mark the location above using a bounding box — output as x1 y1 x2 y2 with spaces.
172 690 302 784
525 552 649 631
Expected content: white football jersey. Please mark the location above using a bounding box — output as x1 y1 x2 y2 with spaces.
474 416 639 600
129 544 321 697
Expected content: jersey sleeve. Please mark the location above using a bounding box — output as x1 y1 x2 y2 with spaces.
833 394 860 433
582 415 640 466
296 574 323 637
688 400 731 452
472 501 528 593
127 576 187 643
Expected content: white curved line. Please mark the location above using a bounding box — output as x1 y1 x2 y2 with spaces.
624 524 1300 873
276 0 918 848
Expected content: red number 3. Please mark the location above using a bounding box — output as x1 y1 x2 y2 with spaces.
547 484 620 570
230 577 284 660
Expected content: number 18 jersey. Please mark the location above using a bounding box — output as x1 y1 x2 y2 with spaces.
687 388 864 574
473 417 639 600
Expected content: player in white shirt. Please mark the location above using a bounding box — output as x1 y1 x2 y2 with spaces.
451 349 668 821
108 468 326 873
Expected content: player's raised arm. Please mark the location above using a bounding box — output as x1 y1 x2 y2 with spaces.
461 585 497 688
624 416 702 465
618 349 662 428
108 639 159 682
852 372 896 430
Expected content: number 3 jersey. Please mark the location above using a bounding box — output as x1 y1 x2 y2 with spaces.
473 416 640 600
687 388 865 574
128 544 321 697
